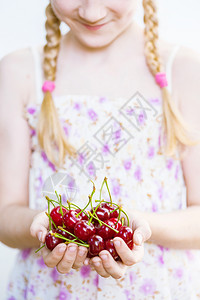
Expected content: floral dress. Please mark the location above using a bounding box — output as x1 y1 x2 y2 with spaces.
6 45 200 300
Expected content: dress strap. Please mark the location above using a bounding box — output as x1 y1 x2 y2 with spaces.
166 45 180 94
30 45 44 105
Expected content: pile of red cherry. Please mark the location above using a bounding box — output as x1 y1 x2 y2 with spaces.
37 177 134 260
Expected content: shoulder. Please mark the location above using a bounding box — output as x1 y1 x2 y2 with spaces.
172 46 200 125
159 40 200 116
172 45 200 91
0 46 43 106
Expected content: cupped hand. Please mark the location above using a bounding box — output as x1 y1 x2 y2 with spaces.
30 211 88 273
90 214 152 279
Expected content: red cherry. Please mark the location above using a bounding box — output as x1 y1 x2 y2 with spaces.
63 210 82 231
88 234 105 256
74 220 96 241
75 209 89 221
91 206 110 221
109 218 122 231
105 239 119 260
45 232 63 251
127 239 134 250
55 228 74 240
50 206 67 226
96 219 116 240
101 203 119 218
115 226 133 244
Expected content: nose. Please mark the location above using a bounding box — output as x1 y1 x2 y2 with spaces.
78 0 107 24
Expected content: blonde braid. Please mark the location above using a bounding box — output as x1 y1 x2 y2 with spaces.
142 0 199 159
37 3 76 168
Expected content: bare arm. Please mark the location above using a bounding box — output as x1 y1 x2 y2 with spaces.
0 50 41 249
132 47 200 249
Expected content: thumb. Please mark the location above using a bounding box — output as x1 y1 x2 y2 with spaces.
30 211 49 243
132 219 152 246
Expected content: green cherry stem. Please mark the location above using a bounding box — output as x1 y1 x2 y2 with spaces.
48 200 52 231
45 212 57 229
99 177 106 202
76 195 92 218
45 196 69 211
53 233 89 248
58 226 86 244
55 191 63 216
95 200 130 227
35 244 45 253
67 200 71 210
104 177 112 205
121 217 125 226
88 212 119 233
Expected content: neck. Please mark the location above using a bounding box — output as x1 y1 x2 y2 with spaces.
62 21 144 63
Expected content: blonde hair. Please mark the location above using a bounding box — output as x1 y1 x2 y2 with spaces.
142 0 199 158
37 1 199 168
37 3 76 168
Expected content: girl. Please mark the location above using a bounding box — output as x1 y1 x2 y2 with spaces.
1 0 200 299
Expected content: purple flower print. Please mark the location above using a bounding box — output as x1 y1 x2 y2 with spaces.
126 107 135 116
93 274 99 287
152 202 158 212
102 143 110 154
111 179 121 196
124 289 133 300
21 248 31 260
134 166 142 181
8 297 16 300
88 109 98 121
139 278 156 296
86 161 96 177
99 96 107 103
148 146 155 159
61 193 67 205
63 125 69 137
185 250 194 261
175 165 179 180
166 158 173 170
30 128 36 137
29 285 35 296
74 102 81 110
129 271 137 285
138 111 145 125
158 255 164 265
51 268 59 282
149 98 161 105
37 256 46 268
59 289 72 300
27 107 36 115
115 129 121 140
158 185 164 201
41 151 56 171
124 159 132 170
174 268 184 279
80 265 91 278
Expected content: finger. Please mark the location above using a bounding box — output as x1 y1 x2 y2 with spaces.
113 237 143 266
30 211 49 243
42 243 67 268
57 243 78 274
72 246 88 269
99 250 126 279
91 257 110 278
83 257 90 266
132 218 152 245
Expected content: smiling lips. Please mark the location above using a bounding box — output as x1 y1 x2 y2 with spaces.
81 23 106 31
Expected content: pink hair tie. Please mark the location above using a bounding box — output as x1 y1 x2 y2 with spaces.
42 80 55 93
155 72 168 88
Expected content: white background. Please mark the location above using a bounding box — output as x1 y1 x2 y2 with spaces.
0 0 200 299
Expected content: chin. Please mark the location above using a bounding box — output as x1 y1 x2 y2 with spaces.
76 35 117 50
